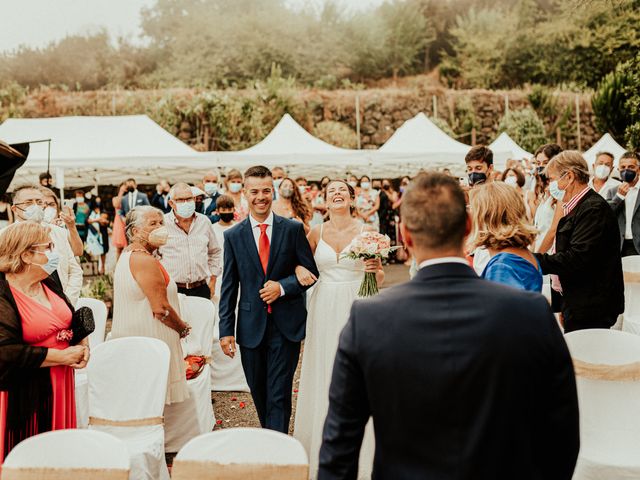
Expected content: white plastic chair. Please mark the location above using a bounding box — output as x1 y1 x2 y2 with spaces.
565 329 640 479
172 428 309 480
210 302 250 393
622 256 640 333
2 429 130 479
165 295 216 452
87 337 171 480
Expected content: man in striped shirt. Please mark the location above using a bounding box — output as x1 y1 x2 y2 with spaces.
159 182 222 299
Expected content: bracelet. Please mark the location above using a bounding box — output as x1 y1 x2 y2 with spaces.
179 323 192 339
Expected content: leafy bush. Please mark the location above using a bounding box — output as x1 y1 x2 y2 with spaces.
313 121 358 149
497 108 547 152
592 66 635 139
431 117 456 138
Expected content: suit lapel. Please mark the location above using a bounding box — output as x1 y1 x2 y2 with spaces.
267 214 285 276
241 219 265 277
633 189 640 216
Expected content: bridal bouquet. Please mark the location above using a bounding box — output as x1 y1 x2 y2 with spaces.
343 231 396 297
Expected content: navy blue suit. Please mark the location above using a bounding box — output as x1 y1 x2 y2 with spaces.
204 194 220 223
219 213 319 432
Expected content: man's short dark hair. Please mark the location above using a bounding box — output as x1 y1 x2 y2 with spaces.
621 151 640 162
244 166 272 179
126 178 136 184
534 143 563 160
216 194 235 210
595 151 614 162
401 172 467 250
465 145 493 167
38 172 52 182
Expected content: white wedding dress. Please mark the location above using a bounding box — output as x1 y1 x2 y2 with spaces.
294 226 375 479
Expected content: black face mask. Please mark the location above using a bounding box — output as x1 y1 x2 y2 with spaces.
382 184 390 190
127 186 135 193
536 166 547 182
468 172 487 186
219 213 235 223
621 169 637 183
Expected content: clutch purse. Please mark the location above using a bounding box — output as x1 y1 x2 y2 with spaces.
70 306 95 345
185 355 209 380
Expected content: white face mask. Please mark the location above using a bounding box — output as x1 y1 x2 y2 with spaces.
22 204 45 223
361 181 371 190
594 165 611 180
348 181 357 188
204 182 218 196
175 201 196 218
504 176 518 187
298 185 307 194
43 206 57 224
229 183 242 194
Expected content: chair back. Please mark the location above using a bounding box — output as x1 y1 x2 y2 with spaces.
622 255 640 316
172 428 309 480
2 429 129 479
76 297 108 349
87 336 170 421
179 295 215 356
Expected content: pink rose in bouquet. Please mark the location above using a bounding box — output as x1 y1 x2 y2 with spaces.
343 231 398 297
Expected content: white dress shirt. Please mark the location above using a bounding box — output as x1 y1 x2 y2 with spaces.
419 256 470 270
618 185 640 239
249 211 285 296
589 177 621 199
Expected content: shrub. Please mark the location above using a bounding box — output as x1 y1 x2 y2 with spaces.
313 120 358 149
497 107 547 152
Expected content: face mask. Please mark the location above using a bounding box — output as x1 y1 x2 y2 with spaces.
549 180 565 201
361 182 371 190
204 183 218 196
280 188 294 199
43 206 57 224
147 226 169 247
229 183 242 194
382 184 390 190
22 204 45 223
175 201 196 218
219 212 235 223
85 193 92 199
273 179 283 190
621 169 637 183
594 165 611 180
468 172 487 186
75 197 84 203
127 187 135 193
321 183 329 190
34 250 60 275
348 181 357 188
504 176 518 187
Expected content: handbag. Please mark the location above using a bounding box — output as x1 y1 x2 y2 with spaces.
70 306 95 345
185 355 209 380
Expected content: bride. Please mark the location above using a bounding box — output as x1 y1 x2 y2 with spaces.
294 179 384 479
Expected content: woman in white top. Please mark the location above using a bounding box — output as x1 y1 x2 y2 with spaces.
294 179 384 480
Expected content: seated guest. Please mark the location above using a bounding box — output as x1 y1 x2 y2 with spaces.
536 151 624 332
272 177 312 231
0 222 89 462
606 151 640 257
318 172 579 480
39 187 84 257
111 206 190 404
469 182 542 292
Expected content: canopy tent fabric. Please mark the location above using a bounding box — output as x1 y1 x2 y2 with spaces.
489 132 532 161
583 133 628 166
211 114 370 178
374 113 511 176
0 115 210 189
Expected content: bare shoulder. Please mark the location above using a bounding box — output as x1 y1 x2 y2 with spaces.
128 250 161 272
308 224 322 241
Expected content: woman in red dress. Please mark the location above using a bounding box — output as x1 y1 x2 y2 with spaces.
0 222 89 464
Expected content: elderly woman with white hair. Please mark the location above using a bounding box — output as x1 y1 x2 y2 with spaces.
110 206 190 404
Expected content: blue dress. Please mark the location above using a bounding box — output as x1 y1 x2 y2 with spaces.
481 252 543 293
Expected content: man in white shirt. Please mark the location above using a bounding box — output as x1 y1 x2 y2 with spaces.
121 178 150 216
606 151 640 256
9 186 83 305
589 151 620 199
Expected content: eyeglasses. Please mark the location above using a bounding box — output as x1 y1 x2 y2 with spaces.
30 241 55 253
173 197 195 204
15 199 44 207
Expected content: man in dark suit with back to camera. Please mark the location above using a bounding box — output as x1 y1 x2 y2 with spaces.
319 172 580 480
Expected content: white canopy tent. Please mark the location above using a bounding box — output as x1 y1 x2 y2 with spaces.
583 133 628 166
489 132 532 162
210 114 370 178
374 113 512 176
0 115 210 190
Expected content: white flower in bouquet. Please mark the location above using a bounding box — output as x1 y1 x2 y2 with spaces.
343 231 399 297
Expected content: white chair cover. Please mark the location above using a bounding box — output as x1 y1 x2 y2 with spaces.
565 329 640 479
87 337 171 480
75 372 89 428
622 256 640 333
164 295 216 452
172 428 309 480
2 429 129 479
210 303 249 392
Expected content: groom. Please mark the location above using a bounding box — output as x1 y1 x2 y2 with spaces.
219 165 319 433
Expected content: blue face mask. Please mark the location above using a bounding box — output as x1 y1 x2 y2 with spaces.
204 183 218 196
31 250 60 275
549 181 565 201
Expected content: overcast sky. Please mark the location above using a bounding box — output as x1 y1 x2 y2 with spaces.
0 0 385 53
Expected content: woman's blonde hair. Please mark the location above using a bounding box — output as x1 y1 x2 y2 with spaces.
545 150 590 184
469 182 538 250
0 222 50 274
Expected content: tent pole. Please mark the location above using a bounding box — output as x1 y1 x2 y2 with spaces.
355 95 361 150
432 96 437 119
575 94 581 151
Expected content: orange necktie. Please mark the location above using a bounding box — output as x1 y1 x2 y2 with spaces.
259 224 272 313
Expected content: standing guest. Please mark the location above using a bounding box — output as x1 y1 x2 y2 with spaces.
193 186 207 215
320 176 331 191
72 190 90 243
86 201 110 275
536 151 624 331
0 222 89 462
272 178 312 231
202 171 221 223
606 151 640 257
111 206 190 404
318 172 579 480
11 187 82 306
151 180 172 214
112 182 128 259
39 187 83 257
0 194 13 228
38 172 53 189
469 182 542 292
309 183 327 227
378 180 399 263
533 143 563 254
347 175 359 192
272 166 286 201
355 175 380 231
159 183 222 299
211 195 236 299
225 169 249 221
465 145 494 187
502 167 530 219
394 176 412 265
121 178 150 216
590 151 620 198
